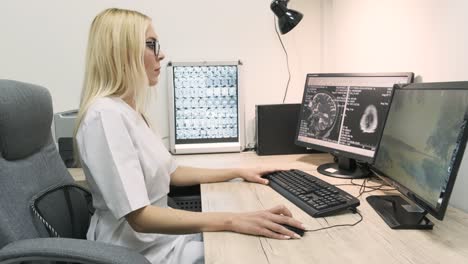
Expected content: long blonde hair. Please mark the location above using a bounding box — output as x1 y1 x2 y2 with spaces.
73 8 151 164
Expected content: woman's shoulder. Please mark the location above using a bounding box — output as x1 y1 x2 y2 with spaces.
81 97 131 126
88 96 125 112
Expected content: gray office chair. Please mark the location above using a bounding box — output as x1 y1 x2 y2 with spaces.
0 80 150 264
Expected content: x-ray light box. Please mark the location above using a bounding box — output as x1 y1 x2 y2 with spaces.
167 61 244 154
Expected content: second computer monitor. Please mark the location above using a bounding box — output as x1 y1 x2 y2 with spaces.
295 73 414 179
369 82 468 229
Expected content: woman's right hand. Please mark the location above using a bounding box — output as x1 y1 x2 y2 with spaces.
226 205 305 239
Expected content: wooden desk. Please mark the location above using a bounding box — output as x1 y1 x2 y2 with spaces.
69 168 87 187
174 152 468 264
69 168 85 182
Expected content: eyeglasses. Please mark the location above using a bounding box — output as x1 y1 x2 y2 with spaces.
145 39 160 57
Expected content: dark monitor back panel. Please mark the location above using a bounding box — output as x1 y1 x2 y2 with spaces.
256 104 321 155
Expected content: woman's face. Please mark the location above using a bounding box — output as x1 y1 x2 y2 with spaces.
144 24 165 86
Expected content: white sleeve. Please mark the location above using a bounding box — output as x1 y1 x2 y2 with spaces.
169 155 178 174
79 110 150 220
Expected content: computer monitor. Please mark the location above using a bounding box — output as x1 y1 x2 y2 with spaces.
295 73 414 179
368 82 468 229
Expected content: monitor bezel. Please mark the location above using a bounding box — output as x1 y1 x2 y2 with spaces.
295 72 414 163
370 82 468 220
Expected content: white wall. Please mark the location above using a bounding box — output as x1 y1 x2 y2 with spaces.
321 0 468 212
0 0 321 148
2 0 465 212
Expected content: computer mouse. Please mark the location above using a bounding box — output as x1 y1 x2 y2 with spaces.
280 224 305 237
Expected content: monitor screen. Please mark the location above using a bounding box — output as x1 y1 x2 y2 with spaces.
372 83 468 220
297 84 392 161
295 73 413 179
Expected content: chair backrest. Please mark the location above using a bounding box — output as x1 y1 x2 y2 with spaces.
0 80 89 248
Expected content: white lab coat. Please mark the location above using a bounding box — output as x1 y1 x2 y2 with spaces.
76 97 204 264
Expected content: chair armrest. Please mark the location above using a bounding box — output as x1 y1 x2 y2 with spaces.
0 238 150 264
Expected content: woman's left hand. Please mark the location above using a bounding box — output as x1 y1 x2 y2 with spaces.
237 168 279 185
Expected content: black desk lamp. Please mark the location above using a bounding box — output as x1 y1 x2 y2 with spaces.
270 0 303 34
270 0 303 102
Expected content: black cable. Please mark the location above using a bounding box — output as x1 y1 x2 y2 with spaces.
274 16 291 104
304 208 363 233
340 185 395 192
357 178 368 198
334 178 396 197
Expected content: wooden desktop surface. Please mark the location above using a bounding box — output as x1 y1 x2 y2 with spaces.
69 152 468 264
174 152 468 264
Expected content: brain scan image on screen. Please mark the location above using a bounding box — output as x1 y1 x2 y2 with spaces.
360 105 378 133
297 84 394 157
307 92 338 137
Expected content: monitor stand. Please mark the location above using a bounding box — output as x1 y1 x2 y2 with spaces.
317 156 369 179
367 195 434 230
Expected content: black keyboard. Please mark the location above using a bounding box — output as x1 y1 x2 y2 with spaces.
263 169 360 217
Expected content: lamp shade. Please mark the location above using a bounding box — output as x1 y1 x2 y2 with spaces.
270 0 303 34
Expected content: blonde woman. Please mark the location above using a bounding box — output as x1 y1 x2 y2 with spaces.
75 8 305 264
